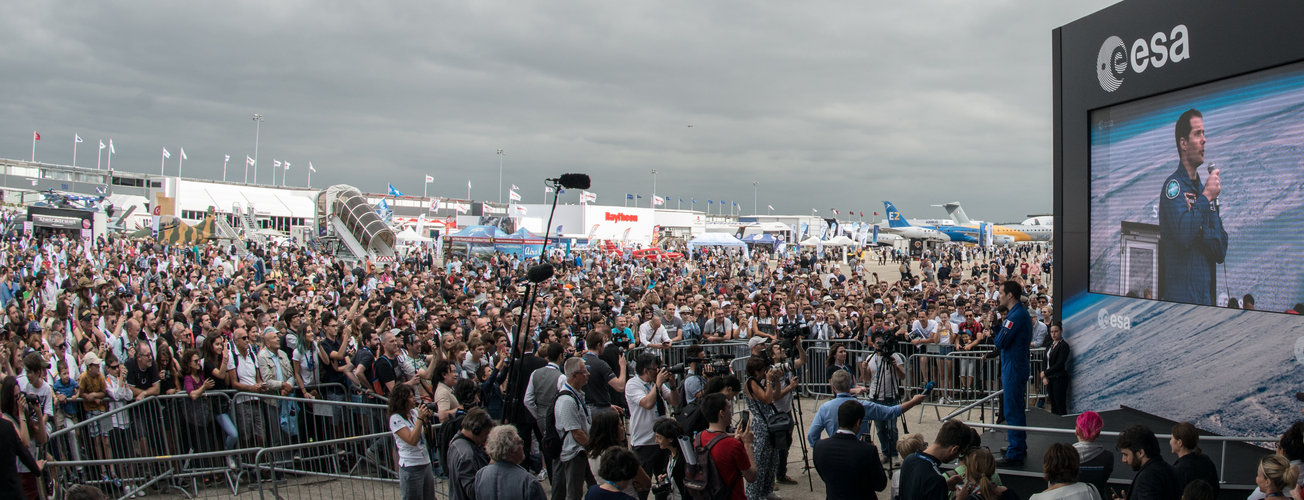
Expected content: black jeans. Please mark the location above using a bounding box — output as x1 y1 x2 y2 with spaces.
633 444 668 500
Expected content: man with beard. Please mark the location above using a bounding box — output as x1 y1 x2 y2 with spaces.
1113 425 1180 500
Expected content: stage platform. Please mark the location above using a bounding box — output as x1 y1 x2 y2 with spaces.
971 406 1271 499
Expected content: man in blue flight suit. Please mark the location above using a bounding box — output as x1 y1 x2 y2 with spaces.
990 280 1031 467
1159 108 1228 306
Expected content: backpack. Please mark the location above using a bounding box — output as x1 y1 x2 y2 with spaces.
675 375 708 434
542 390 579 463
683 431 734 500
436 411 466 469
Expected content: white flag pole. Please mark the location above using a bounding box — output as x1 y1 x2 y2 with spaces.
178 148 184 177
31 132 37 162
223 155 229 182
96 141 103 170
72 135 78 168
160 148 166 175
107 140 113 171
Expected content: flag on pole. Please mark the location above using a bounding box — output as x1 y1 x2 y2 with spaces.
692 198 697 204
180 148 187 160
388 184 404 197
283 161 290 170
481 202 491 213
545 186 554 193
429 197 441 212
225 154 230 162
162 148 171 159
273 160 282 168
309 162 317 172
467 180 472 189
425 175 434 183
512 205 526 216
580 191 597 203
454 202 469 214
99 140 106 151
509 190 521 202
246 155 255 166
708 200 714 205
511 184 520 191
636 194 643 199
653 195 664 206
768 204 775 211
109 139 115 153
33 132 40 141
74 134 83 144
95 186 106 195
558 189 565 194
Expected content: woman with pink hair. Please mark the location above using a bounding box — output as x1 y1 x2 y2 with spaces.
1072 411 1114 497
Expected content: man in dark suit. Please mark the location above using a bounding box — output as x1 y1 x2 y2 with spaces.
1114 424 1181 500
813 400 887 499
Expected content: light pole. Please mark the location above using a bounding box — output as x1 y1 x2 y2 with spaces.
752 180 758 215
651 169 658 208
496 148 505 203
251 113 263 184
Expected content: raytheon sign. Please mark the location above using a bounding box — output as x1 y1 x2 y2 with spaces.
1095 24 1190 92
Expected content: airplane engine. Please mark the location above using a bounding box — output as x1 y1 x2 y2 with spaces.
994 234 1015 246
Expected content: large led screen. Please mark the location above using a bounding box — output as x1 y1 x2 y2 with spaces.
1089 61 1304 312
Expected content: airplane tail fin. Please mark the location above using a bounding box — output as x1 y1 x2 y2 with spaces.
883 201 911 228
939 202 971 225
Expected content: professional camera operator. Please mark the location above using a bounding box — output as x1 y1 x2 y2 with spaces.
768 338 807 485
866 335 908 464
679 345 708 406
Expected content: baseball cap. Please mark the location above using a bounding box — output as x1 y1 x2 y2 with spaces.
748 336 768 349
82 351 103 366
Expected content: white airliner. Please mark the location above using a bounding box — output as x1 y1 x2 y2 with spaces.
935 202 1053 243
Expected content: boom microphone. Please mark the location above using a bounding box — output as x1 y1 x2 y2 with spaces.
549 173 591 190
527 263 555 283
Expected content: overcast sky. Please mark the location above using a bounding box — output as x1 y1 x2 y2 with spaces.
1 1 1116 222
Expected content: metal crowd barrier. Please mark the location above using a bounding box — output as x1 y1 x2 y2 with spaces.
253 431 409 500
43 388 409 500
623 339 750 371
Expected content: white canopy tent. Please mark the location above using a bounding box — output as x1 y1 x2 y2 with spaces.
826 235 857 247
799 236 823 247
395 227 432 244
686 232 748 259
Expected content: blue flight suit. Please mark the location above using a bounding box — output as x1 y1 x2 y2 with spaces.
1158 164 1228 305
993 301 1031 461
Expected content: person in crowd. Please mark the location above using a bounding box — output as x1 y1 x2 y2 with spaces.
698 392 756 500
824 343 855 388
742 354 781 500
586 447 642 500
813 400 887 499
625 353 677 500
652 418 687 498
768 339 806 485
257 329 294 447
554 357 596 500
447 407 494 500
1113 424 1180 500
1168 422 1218 497
582 330 625 415
524 342 564 475
1179 480 1215 500
1248 421 1304 500
587 409 652 498
807 370 925 450
1073 411 1114 496
433 359 462 422
475 425 548 500
201 334 239 450
1254 455 1298 500
957 448 1020 500
2 375 44 500
388 383 437 500
1029 442 1101 500
899 420 973 500
1041 322 1070 415
892 433 927 500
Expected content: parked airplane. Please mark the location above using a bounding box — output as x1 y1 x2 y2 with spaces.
936 201 1053 242
881 201 957 242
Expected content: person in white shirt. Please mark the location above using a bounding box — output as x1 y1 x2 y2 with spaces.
388 384 437 500
625 354 678 495
639 316 672 352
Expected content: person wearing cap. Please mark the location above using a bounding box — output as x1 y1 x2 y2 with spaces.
678 306 701 342
17 352 53 453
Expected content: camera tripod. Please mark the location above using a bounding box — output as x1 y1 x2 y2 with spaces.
790 391 815 492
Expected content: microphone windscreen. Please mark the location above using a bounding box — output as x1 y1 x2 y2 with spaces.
558 173 591 190
527 263 555 283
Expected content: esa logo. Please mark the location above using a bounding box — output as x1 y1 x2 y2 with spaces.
1097 308 1132 330
1096 24 1190 92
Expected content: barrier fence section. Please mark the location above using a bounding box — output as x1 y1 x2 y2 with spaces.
42 387 432 500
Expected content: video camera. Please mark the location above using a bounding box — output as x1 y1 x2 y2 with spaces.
776 323 809 359
668 352 736 377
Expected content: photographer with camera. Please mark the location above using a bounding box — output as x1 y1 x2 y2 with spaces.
768 338 806 486
625 353 678 500
866 334 908 464
582 330 626 416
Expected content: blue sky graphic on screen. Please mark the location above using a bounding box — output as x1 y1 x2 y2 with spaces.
1089 60 1304 313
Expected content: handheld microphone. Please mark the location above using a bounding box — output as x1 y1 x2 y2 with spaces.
1206 162 1219 210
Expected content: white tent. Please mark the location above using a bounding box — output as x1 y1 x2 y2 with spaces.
395 227 432 244
826 235 857 247
686 232 748 258
799 236 823 247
